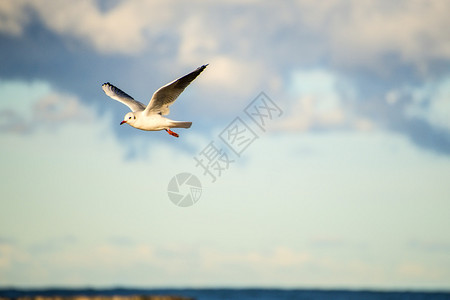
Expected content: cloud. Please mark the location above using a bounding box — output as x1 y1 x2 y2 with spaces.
1 113 449 288
351 76 450 155
274 68 450 155
3 239 448 287
195 56 267 112
0 82 94 134
28 235 78 254
0 0 180 55
0 242 15 269
401 117 450 155
274 96 346 131
405 76 450 130
177 15 220 65
201 247 311 270
0 109 30 133
0 239 30 275
2 0 448 67
295 0 450 69
395 261 449 282
33 92 93 124
275 69 374 132
0 1 28 36
408 239 450 253
107 236 136 247
0 0 449 157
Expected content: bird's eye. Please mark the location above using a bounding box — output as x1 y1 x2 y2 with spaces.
134 116 136 119
129 116 131 119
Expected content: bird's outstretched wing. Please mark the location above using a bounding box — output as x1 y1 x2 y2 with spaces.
102 82 146 112
144 64 208 116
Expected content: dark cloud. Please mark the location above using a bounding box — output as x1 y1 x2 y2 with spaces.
95 0 125 13
350 67 450 155
400 118 450 155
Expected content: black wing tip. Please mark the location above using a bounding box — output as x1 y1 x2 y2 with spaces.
198 64 209 71
102 82 135 100
102 82 121 91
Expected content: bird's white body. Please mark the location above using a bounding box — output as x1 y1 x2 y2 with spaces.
102 64 208 137
125 111 191 131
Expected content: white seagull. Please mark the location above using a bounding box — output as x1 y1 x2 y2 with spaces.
102 64 208 137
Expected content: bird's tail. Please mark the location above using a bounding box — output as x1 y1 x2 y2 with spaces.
170 121 192 129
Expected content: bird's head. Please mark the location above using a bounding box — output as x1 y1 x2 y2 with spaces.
120 112 136 125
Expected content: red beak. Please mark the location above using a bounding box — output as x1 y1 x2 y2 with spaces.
120 120 127 125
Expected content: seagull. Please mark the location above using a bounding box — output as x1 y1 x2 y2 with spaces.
102 64 208 137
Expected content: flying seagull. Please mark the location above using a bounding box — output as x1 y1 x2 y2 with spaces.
102 64 208 137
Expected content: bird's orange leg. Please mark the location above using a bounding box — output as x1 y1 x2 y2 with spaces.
165 129 179 138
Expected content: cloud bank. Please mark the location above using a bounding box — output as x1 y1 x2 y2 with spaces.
0 0 449 156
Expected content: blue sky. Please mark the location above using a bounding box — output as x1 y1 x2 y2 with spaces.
0 0 450 289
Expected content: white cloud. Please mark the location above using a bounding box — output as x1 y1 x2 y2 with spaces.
201 247 311 270
0 0 178 54
0 242 14 268
33 92 93 124
177 15 220 65
0 240 30 277
35 0 179 54
274 95 355 132
176 12 270 112
200 56 264 95
2 0 448 68
0 80 94 133
395 261 448 281
0 80 51 117
3 239 448 287
405 77 450 130
295 0 450 69
275 69 374 132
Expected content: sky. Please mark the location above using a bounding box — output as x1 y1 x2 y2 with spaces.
0 0 450 289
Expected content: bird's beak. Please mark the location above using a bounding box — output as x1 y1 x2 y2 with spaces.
120 120 127 125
